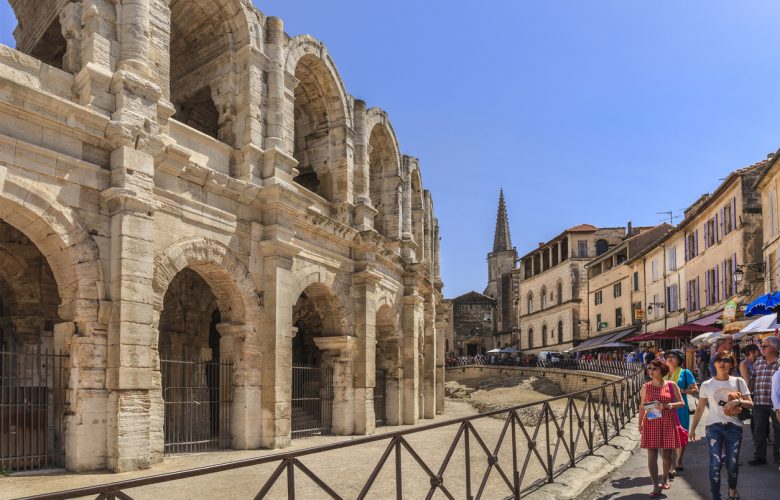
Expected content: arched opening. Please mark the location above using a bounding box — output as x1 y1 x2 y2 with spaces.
557 280 563 305
158 269 231 455
528 328 534 349
540 287 548 310
527 292 534 314
169 0 234 142
8 3 68 70
375 304 401 426
291 284 343 438
0 219 67 470
557 320 564 344
369 125 400 238
292 55 347 201
596 239 609 256
542 324 548 347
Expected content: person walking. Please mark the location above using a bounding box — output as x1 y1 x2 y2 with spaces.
664 349 697 473
749 335 780 466
690 350 752 500
639 358 684 497
738 344 760 431
710 335 735 378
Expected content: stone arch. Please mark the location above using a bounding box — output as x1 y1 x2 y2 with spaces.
375 301 401 426
366 109 402 239
285 36 352 202
8 0 79 71
152 237 260 325
526 291 534 314
0 172 103 325
556 279 564 305
289 269 351 337
168 0 256 143
540 286 548 310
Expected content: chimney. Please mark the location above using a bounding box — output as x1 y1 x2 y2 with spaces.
626 221 633 237
538 242 545 248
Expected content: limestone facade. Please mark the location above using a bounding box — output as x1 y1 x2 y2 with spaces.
516 225 624 352
0 0 444 472
755 153 780 293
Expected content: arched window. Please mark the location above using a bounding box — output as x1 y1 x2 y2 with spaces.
542 324 548 347
557 281 563 305
527 292 534 314
557 320 564 344
540 287 547 310
528 328 534 349
596 239 609 256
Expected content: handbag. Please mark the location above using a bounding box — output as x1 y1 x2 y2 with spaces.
687 395 698 416
668 382 689 448
724 391 752 421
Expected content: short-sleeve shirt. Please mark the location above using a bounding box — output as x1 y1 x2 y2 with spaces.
753 357 780 406
699 376 749 426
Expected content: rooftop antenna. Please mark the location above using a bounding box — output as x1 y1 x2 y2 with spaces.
657 210 681 226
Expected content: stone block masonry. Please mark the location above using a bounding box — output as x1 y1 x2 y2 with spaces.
0 0 446 472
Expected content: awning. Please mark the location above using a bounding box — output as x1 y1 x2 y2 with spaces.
570 326 637 352
665 311 722 335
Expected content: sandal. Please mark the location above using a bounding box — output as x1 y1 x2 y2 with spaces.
675 466 684 472
649 490 662 499
668 469 676 479
661 482 671 489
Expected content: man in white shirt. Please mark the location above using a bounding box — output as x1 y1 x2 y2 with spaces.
773 366 780 420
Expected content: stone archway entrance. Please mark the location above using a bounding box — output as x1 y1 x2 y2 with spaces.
0 220 68 471
158 269 232 455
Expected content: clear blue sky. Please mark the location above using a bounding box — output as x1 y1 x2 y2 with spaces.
3 1 780 298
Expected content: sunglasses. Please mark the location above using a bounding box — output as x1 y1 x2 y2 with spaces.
714 358 733 364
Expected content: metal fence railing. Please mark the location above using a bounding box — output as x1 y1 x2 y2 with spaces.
161 357 233 455
291 364 333 439
0 348 68 472
20 360 644 499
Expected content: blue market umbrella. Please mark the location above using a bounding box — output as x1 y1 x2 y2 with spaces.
745 292 780 317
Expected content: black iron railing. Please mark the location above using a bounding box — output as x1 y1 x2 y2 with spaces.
19 360 644 500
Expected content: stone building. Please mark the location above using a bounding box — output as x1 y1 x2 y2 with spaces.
757 151 780 292
0 0 445 473
516 225 624 352
450 291 496 355
586 224 671 341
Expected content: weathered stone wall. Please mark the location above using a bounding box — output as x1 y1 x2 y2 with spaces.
446 366 621 395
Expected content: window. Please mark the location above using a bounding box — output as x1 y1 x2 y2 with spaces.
723 198 736 235
705 267 719 306
631 301 642 323
527 293 534 314
540 287 547 309
594 290 603 305
652 294 660 318
704 217 716 248
615 308 623 327
685 231 699 261
596 313 603 331
596 239 609 256
483 312 492 322
722 256 735 298
557 320 564 343
528 328 534 349
668 246 677 272
613 282 622 298
557 281 563 305
666 284 679 312
542 324 548 346
651 259 658 282
687 278 700 311
633 271 639 292
770 189 778 239
577 240 588 257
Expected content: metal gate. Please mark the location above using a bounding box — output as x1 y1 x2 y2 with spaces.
374 369 387 426
161 358 232 455
0 348 68 472
291 364 332 438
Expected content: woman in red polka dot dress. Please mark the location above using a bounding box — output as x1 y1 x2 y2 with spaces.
639 358 685 497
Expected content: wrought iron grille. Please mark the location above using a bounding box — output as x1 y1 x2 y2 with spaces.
0 348 68 472
20 360 644 500
161 357 233 455
291 364 333 439
374 369 387 427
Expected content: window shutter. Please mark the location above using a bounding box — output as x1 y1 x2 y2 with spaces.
694 229 699 256
685 235 689 261
731 198 737 230
686 282 691 311
704 222 709 249
715 265 720 302
695 276 700 309
714 213 719 241
722 260 727 298
720 207 726 237
673 284 679 311
705 272 710 306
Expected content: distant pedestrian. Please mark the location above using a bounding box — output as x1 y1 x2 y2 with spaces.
749 336 780 466
664 349 698 473
639 358 684 497
690 350 752 500
698 346 711 380
738 344 760 432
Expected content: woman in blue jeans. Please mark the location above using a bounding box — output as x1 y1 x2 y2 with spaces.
690 351 753 500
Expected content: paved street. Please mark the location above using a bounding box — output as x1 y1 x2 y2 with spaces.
586 410 780 500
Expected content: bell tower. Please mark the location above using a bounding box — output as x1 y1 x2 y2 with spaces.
484 190 517 331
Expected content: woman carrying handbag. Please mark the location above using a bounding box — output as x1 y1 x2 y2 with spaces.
639 358 685 498
664 349 698 474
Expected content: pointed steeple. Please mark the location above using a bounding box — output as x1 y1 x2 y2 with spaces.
492 189 512 252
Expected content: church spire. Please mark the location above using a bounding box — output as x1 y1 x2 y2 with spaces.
492 189 512 252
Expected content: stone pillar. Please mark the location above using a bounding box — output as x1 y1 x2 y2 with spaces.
218 323 262 449
117 0 151 74
423 295 436 419
401 157 413 240
352 101 376 231
351 268 381 434
434 298 447 415
314 336 358 435
402 287 422 424
74 0 120 112
264 17 286 152
382 338 403 425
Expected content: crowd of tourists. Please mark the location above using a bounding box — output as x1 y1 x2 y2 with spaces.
638 334 780 499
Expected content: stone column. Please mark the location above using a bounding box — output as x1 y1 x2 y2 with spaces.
434 298 447 415
351 268 381 434
264 17 286 152
74 0 120 111
401 157 413 240
117 0 151 74
423 295 436 419
401 287 422 424
218 323 262 449
314 336 358 435
352 101 376 231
